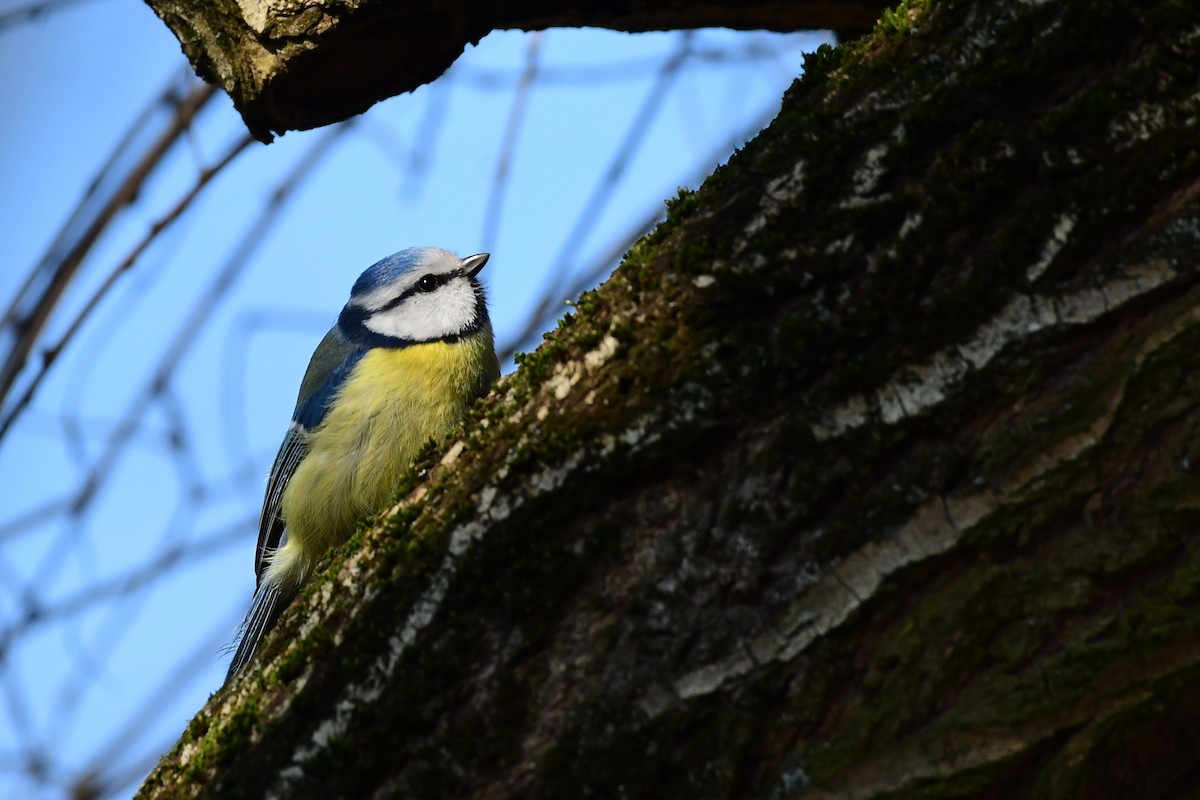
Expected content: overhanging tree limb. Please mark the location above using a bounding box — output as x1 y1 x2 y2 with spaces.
142 0 892 140
142 0 1200 797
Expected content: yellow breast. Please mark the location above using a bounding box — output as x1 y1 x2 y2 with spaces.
276 331 498 580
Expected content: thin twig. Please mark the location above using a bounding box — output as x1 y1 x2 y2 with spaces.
0 80 216 415
0 0 94 30
481 32 543 252
0 132 255 442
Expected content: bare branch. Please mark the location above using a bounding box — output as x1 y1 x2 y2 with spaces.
143 0 889 139
0 77 216 420
0 132 255 442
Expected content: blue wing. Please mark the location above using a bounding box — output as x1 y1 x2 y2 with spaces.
252 328 365 584
226 581 282 678
229 326 365 680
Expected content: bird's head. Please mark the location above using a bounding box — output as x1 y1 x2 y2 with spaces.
337 247 491 347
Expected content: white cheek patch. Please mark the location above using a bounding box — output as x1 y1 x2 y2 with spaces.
363 280 478 341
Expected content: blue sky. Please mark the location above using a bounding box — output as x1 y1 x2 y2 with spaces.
0 3 831 796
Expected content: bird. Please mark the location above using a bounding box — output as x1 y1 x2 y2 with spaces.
225 247 500 680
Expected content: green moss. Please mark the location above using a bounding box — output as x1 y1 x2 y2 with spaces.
663 185 700 225
272 621 334 684
167 698 261 789
876 0 934 38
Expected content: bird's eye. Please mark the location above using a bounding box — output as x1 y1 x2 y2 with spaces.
416 275 438 292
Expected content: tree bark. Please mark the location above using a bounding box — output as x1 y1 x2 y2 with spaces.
141 1 1200 798
141 0 891 141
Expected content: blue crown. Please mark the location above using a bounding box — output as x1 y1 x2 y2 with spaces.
349 247 440 298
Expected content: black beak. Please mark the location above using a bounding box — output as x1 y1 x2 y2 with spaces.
461 253 490 277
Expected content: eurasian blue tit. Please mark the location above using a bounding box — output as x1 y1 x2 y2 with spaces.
225 247 499 680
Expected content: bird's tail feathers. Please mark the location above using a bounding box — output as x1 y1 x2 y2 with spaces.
225 581 287 682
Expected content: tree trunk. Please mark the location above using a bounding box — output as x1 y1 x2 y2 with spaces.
140 1 1200 797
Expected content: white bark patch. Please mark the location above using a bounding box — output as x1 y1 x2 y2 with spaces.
536 335 620 407
675 650 756 700
955 294 1058 369
235 0 269 32
809 395 869 441
842 89 905 122
478 485 497 514
877 350 967 424
545 362 581 400
825 234 855 255
1109 102 1167 149
811 260 1175 440
840 142 890 209
1026 213 1076 282
440 440 466 466
765 158 807 202
178 740 199 768
636 682 677 718
735 160 806 256
898 212 923 239
583 335 620 371
853 143 888 196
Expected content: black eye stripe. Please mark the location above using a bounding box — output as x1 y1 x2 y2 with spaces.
377 270 464 311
